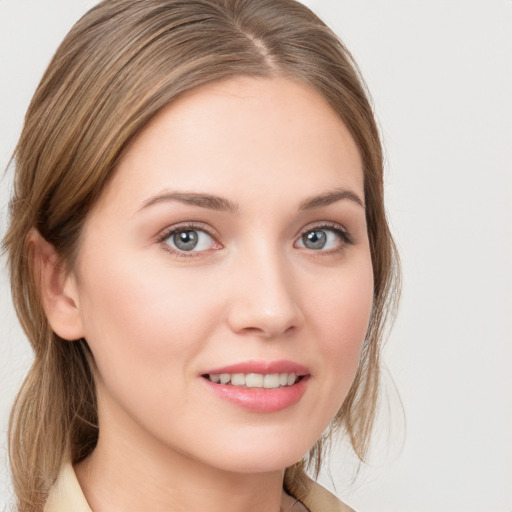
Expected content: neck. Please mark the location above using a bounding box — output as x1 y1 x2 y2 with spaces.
75 406 287 512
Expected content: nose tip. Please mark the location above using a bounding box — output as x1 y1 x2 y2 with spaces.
229 305 300 339
226 258 304 339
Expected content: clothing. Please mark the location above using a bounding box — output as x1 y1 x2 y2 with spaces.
44 463 355 512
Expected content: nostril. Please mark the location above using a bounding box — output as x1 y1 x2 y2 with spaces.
239 324 297 339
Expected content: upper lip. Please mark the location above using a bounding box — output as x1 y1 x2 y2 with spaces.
202 360 310 376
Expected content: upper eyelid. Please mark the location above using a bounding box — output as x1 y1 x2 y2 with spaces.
296 221 349 237
157 222 218 241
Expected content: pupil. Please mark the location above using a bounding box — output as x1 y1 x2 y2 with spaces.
304 230 326 250
173 230 198 251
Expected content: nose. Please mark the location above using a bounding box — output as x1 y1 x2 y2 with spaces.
226 247 304 339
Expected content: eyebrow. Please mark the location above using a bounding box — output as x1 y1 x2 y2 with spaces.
138 192 239 214
299 188 365 210
137 187 364 214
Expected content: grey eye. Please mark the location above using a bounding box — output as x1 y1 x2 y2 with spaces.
302 230 327 250
165 229 214 252
173 230 199 251
296 228 345 251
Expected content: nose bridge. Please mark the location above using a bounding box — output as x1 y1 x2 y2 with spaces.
227 239 303 337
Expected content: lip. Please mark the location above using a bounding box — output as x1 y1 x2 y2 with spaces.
200 360 310 413
203 360 310 376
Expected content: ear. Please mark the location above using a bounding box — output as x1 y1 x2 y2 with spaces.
28 230 85 341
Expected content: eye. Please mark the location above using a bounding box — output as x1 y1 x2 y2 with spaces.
161 226 218 254
295 225 352 252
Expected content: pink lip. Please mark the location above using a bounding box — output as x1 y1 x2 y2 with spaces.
203 360 309 376
201 360 310 413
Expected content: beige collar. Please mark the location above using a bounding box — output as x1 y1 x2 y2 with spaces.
44 463 92 512
45 463 355 512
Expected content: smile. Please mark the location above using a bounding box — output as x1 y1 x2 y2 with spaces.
201 361 310 413
205 373 299 388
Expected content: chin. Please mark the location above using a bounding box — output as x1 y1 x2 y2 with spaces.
190 431 316 475
210 453 305 475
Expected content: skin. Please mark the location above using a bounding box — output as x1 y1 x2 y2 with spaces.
41 76 374 512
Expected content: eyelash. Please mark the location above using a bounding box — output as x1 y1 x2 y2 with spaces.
157 222 220 258
296 222 354 253
157 221 353 257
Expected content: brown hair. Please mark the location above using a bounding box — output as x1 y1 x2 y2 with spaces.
3 0 400 510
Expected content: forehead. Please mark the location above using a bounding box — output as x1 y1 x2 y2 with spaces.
96 76 363 215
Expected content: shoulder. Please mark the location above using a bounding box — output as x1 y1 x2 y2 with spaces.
300 477 357 512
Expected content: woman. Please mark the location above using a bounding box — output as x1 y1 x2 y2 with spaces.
3 0 400 511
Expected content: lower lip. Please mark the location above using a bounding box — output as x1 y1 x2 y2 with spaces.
202 377 309 413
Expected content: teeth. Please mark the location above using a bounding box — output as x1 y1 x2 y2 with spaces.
231 373 245 386
246 373 263 388
206 372 299 388
263 374 280 389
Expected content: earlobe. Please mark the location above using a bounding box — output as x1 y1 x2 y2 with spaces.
28 230 85 341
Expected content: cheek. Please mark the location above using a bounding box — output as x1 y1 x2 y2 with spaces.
75 254 221 384
310 256 374 403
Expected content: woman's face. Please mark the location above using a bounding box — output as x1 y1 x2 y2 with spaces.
69 76 373 473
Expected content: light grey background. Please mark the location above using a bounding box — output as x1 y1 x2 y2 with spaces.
1 1 511 511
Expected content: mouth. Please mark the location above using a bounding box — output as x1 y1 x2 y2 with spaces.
202 372 302 388
200 361 310 413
